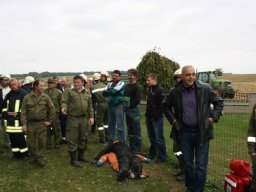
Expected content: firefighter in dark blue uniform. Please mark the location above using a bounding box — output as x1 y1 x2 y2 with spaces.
2 78 28 159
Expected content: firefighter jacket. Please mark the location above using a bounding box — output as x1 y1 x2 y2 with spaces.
2 88 27 133
164 80 224 144
103 80 125 106
91 82 107 103
247 104 256 154
44 88 62 113
61 88 93 118
21 91 56 125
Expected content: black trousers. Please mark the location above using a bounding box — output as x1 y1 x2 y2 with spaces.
9 133 28 158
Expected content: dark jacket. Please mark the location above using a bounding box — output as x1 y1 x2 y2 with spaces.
2 88 27 125
247 104 256 154
145 84 166 119
20 84 33 94
123 83 141 110
94 141 134 161
0 89 3 115
164 80 224 144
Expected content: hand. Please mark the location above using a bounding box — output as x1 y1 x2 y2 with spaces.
61 107 67 115
88 118 94 125
251 153 256 156
43 121 51 126
7 112 18 116
22 125 27 133
208 117 214 124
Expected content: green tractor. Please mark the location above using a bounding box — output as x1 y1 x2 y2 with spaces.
197 71 235 99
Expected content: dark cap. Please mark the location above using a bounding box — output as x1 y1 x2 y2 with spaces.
47 79 56 84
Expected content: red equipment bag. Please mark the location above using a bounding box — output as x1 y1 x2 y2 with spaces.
230 159 251 177
224 172 251 192
224 159 252 192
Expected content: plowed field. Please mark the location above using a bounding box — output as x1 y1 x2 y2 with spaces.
218 74 256 93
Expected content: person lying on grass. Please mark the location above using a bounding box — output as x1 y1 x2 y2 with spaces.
92 141 151 181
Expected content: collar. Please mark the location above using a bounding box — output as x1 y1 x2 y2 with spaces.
181 84 195 92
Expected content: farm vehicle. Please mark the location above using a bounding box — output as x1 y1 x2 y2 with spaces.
197 71 235 99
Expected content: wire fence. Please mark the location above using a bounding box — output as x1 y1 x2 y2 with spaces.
207 112 251 190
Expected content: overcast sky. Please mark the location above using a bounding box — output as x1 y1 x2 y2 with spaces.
0 0 255 75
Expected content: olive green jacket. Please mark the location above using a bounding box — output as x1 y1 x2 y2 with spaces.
44 88 62 113
61 88 93 118
91 82 107 103
21 91 56 125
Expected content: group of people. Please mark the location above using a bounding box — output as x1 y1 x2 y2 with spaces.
0 65 227 192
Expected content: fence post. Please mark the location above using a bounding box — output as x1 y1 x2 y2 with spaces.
249 93 256 111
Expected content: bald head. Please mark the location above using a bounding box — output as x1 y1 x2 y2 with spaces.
181 65 196 87
182 65 195 75
60 76 69 89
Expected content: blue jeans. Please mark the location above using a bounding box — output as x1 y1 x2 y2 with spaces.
125 107 141 152
146 116 167 161
181 126 209 192
108 104 126 143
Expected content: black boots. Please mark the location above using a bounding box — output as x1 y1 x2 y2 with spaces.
98 127 105 143
173 155 185 181
78 149 86 162
117 169 129 182
69 150 82 167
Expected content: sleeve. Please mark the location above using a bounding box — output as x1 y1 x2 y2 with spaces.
158 87 166 116
47 96 56 123
209 87 224 122
58 91 62 112
20 96 28 126
94 143 114 161
61 89 69 109
1 97 8 119
87 94 94 118
103 82 125 97
248 104 256 154
163 90 176 125
103 83 112 97
130 85 142 108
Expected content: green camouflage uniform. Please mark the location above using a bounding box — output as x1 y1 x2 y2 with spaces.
21 91 56 164
44 87 62 148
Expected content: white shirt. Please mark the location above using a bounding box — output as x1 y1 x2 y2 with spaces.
2 86 11 100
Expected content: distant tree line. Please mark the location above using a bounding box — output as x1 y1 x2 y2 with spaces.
11 71 125 79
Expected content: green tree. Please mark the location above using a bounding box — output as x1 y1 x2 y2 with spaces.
136 50 180 98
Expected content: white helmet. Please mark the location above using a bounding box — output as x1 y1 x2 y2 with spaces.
1 74 11 79
93 73 101 81
79 74 87 82
174 68 182 76
100 71 110 77
23 76 35 85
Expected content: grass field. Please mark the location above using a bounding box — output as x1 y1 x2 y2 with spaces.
0 113 251 192
0 115 185 192
207 113 250 188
